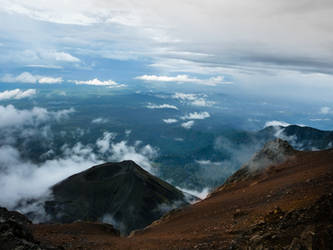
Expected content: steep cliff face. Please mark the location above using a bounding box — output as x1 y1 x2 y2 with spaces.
44 160 191 235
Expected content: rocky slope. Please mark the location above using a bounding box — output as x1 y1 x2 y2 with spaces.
0 207 59 250
31 141 333 249
225 138 295 184
43 160 191 235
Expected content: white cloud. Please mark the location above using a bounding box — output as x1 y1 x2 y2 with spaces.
181 120 194 129
177 187 209 200
135 74 229 86
0 89 36 100
96 132 117 154
181 112 210 120
0 105 74 129
108 141 158 173
264 120 290 128
0 144 102 210
172 92 215 107
38 76 63 84
1 0 333 81
92 117 108 124
146 103 178 110
320 106 332 115
70 78 126 87
0 130 158 212
53 108 75 121
172 92 198 101
163 118 178 124
0 72 63 84
43 51 80 62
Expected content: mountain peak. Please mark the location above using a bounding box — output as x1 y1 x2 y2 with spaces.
44 161 189 235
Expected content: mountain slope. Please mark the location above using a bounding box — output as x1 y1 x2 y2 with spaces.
43 160 190 235
225 138 295 184
32 142 333 249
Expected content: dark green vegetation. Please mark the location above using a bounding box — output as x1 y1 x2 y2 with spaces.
44 161 190 235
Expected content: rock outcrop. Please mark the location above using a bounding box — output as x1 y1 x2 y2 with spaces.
0 207 59 250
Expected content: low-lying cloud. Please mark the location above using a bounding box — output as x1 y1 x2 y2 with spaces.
264 120 290 128
1 72 63 84
0 89 36 100
0 129 159 218
181 120 194 129
135 74 229 86
181 111 210 120
70 78 126 87
163 118 178 124
146 103 178 110
172 92 215 107
320 106 332 115
0 105 74 129
92 117 109 124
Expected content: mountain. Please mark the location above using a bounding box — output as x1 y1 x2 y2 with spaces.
259 125 333 150
31 141 333 249
225 138 295 184
43 160 192 235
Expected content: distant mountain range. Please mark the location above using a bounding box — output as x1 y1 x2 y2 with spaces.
259 125 333 150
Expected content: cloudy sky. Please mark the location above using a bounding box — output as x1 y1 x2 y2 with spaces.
0 0 333 101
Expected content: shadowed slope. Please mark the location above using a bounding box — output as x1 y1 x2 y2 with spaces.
44 160 189 235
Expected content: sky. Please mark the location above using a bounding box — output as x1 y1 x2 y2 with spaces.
0 0 333 102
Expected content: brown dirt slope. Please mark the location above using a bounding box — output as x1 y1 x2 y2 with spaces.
32 149 333 249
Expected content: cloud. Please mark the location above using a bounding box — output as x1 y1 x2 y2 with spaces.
163 118 178 124
172 92 215 107
70 78 126 87
96 132 117 153
92 117 108 124
108 141 158 173
181 111 210 120
0 144 102 210
1 72 63 84
43 51 80 62
0 105 74 129
264 120 290 128
177 187 209 200
320 106 332 114
135 74 229 86
0 89 36 100
38 77 63 84
1 0 333 85
146 103 178 110
181 120 194 129
0 129 158 216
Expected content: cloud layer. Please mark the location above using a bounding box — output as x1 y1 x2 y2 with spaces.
136 75 229 86
1 72 63 84
0 89 36 100
70 78 125 87
146 103 178 110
